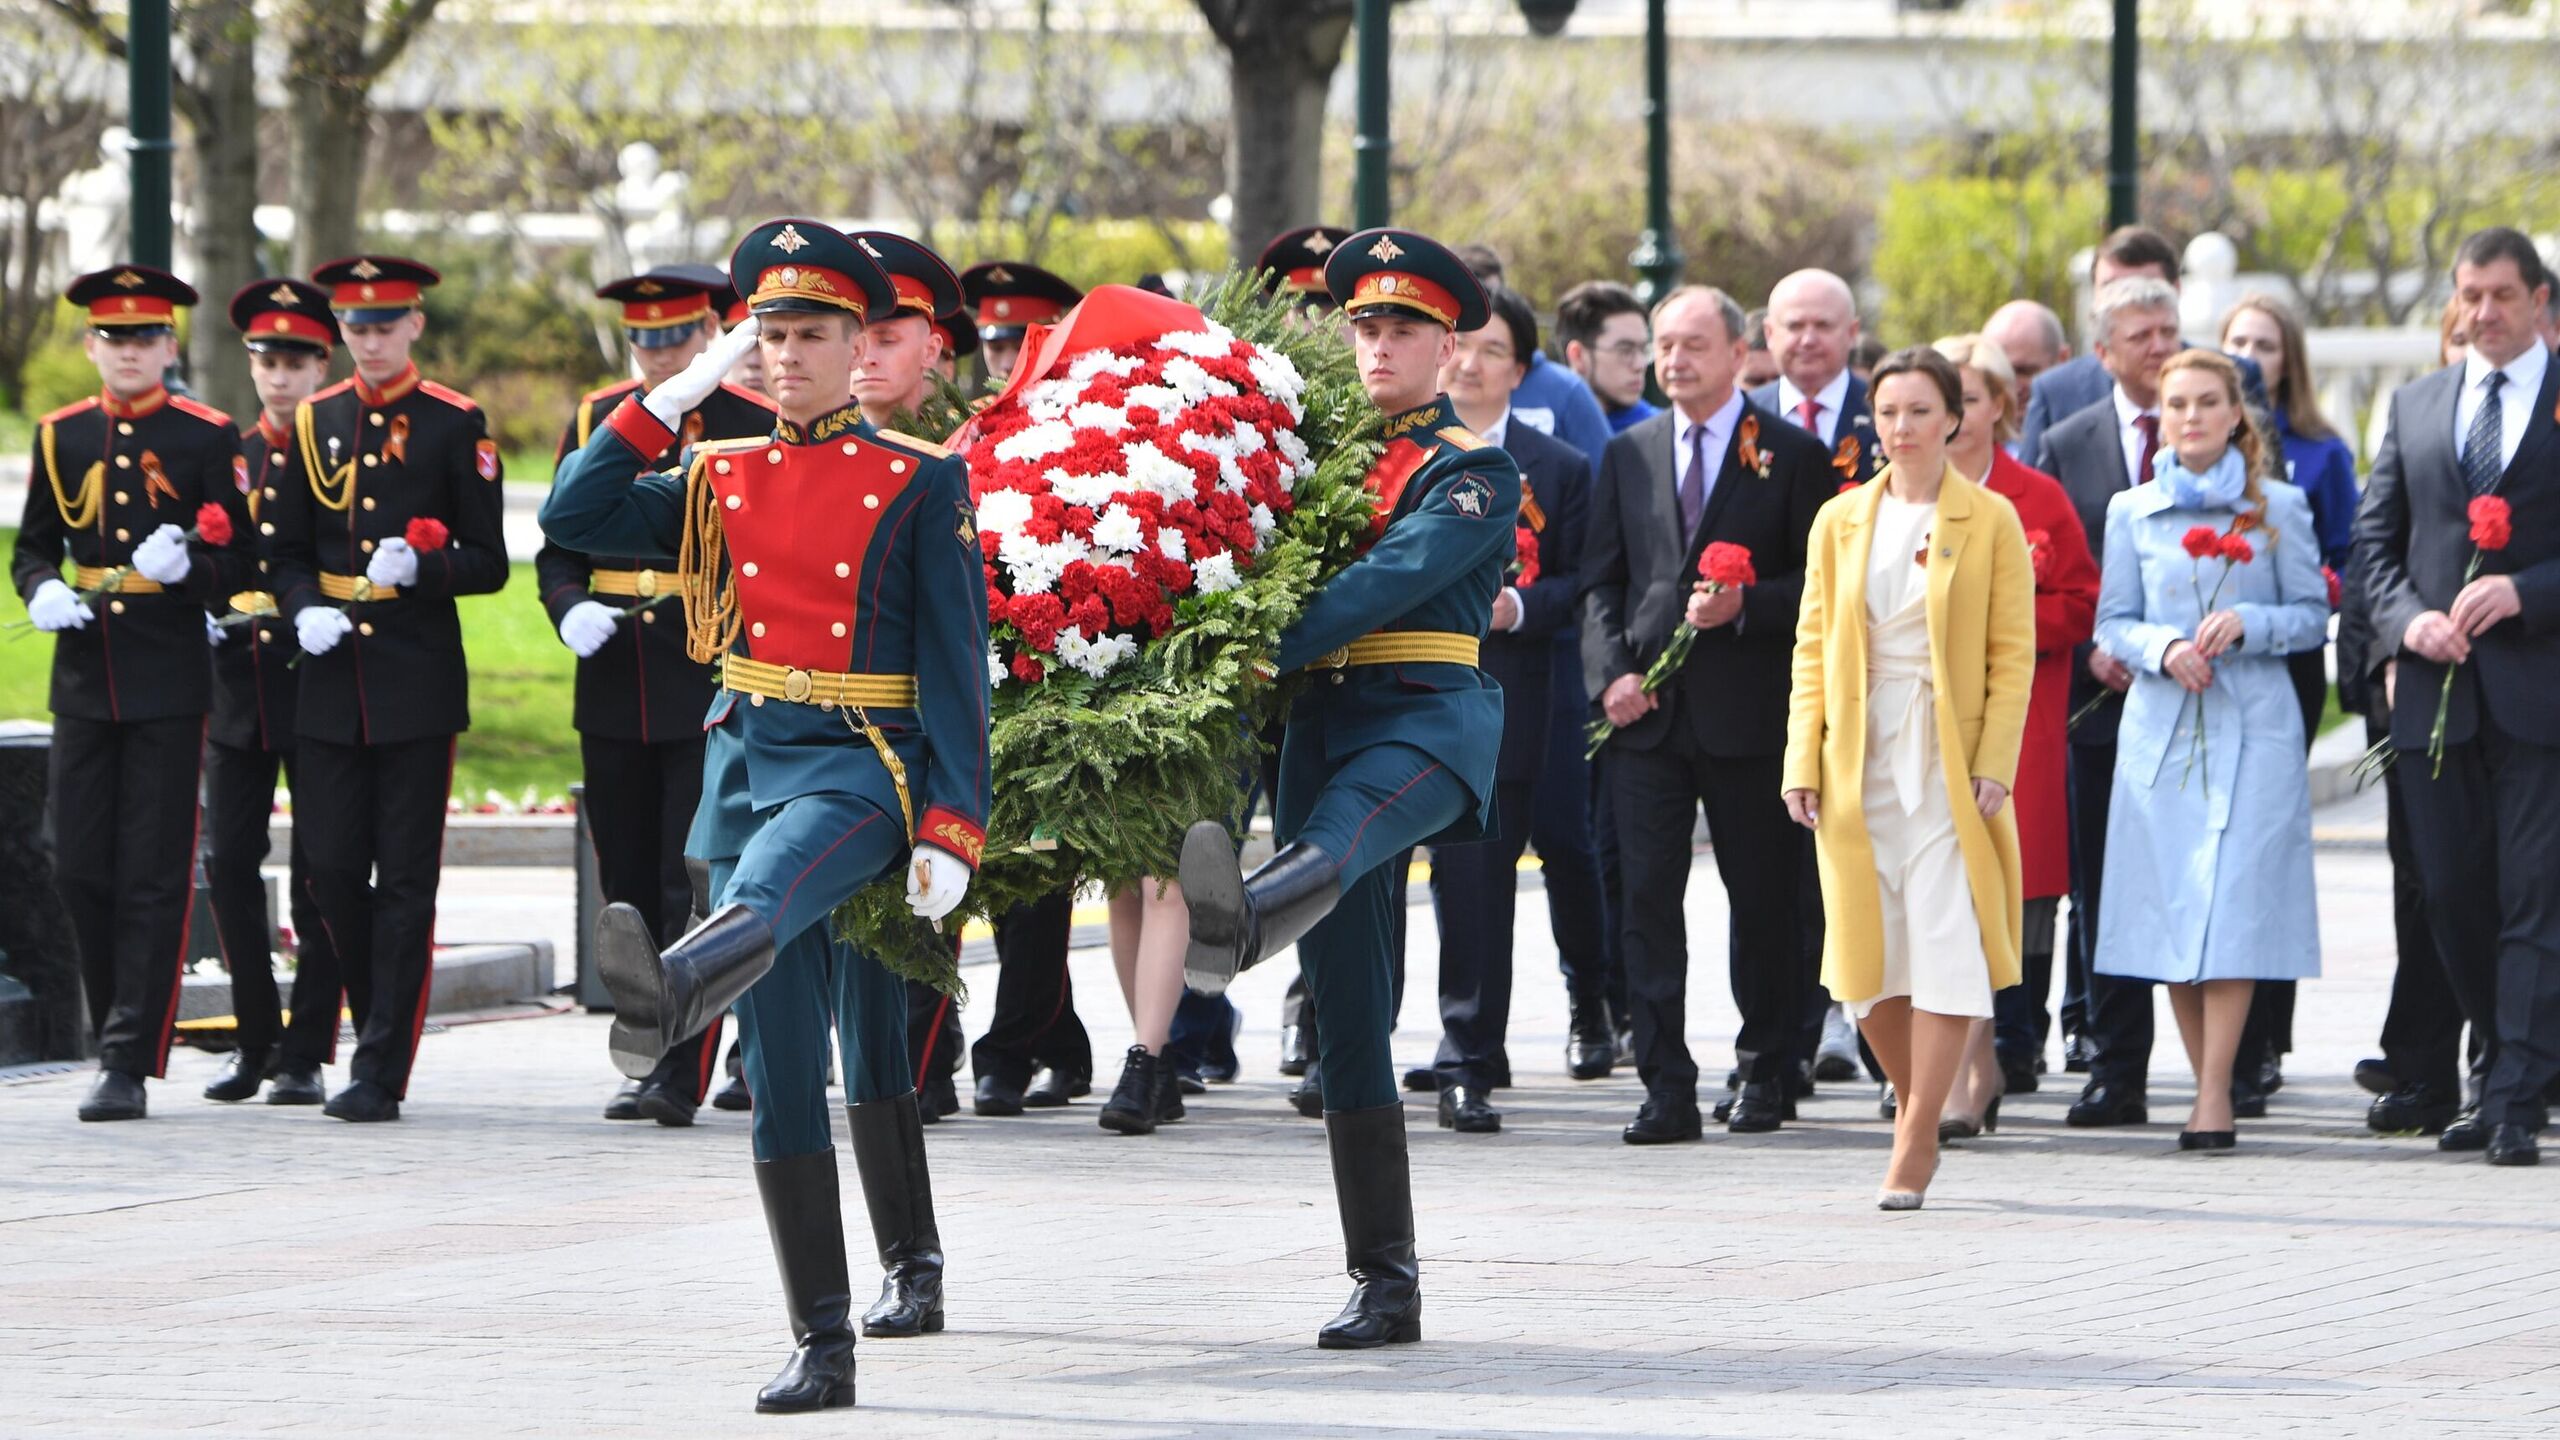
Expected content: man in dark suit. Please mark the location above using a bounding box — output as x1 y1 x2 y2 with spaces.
1749 268 1882 486
1424 287 1598 1133
1582 284 1834 1141
2355 227 2560 1166
2017 227 2184 463
2033 274 2183 1127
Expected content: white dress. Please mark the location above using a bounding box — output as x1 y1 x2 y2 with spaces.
1848 492 1995 1022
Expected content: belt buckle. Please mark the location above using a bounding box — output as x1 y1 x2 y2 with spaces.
634 568 659 598
1318 646 1350 670
782 667 813 703
351 577 376 603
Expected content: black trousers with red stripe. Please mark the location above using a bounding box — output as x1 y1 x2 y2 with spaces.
50 713 203 1079
295 734 454 1098
579 732 721 1100
203 740 342 1068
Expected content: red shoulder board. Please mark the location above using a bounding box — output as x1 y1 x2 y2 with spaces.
418 380 481 412
581 379 643 406
170 394 234 429
719 382 777 413
307 378 358 405
39 396 100 425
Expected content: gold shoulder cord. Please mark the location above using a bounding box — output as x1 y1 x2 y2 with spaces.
298 403 358 512
576 396 596 450
678 449 741 663
843 707 916 842
42 422 105 533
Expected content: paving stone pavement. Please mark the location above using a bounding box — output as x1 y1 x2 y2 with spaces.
6 844 2557 1439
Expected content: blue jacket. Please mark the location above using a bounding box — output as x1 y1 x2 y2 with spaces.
1276 395 1522 842
2270 409 2359 569
539 395 992 868
1509 353 1616 478
1484 417 1587 783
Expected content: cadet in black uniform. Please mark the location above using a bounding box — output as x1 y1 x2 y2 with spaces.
544 265 774 1125
12 265 257 1121
265 255 510 1123
201 278 346 1107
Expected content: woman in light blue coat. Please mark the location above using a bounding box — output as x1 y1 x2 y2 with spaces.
2093 349 2326 1153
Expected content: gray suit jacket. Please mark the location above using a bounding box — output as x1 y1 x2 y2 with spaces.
2017 347 2264 465
2036 401 2142 746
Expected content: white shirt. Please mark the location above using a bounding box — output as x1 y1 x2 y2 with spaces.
1673 389 1745 510
2112 383 2160 488
1775 368 1852 445
2454 342 2548 472
1478 409 1511 450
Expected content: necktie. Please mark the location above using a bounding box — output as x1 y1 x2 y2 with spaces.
1793 396 1823 435
1679 421 1709 537
2463 370 2506 497
2132 413 2159 487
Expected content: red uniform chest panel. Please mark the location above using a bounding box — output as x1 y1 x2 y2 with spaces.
1360 437 1432 545
710 440 916 672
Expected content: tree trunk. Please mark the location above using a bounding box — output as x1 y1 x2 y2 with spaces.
184 0 261 419
286 0 370 274
1221 8 1351 268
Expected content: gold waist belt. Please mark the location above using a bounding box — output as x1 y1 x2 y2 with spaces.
721 654 919 708
586 567 689 600
1307 631 1481 670
72 566 164 595
318 572 398 602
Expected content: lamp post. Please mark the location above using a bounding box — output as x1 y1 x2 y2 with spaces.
127 0 175 269
1352 0 1391 229
1628 0 1682 303
2108 0 2139 229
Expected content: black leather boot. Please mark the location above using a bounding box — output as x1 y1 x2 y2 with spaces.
847 1097 945 1339
599 902 776 1081
1316 1103 1422 1348
203 1047 271 1103
751 1149 859 1413
1179 822 1341 995
1098 1045 1163 1135
1564 990 1614 1080
78 1069 148 1122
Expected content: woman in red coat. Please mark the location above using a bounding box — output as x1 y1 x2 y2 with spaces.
1931 333 2099 1134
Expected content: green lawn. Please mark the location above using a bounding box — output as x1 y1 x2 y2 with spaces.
1 525 582 800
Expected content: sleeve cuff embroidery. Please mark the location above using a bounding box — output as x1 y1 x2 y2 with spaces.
603 395 675 458
920 806 986 869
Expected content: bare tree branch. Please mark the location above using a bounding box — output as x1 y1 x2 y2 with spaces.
361 0 447 81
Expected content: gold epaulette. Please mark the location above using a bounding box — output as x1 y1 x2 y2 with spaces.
1436 425 1486 452
874 429 952 460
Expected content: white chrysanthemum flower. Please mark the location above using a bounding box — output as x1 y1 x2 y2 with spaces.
999 531 1063 593
1124 383 1187 415
1066 401 1129 433
1161 356 1237 406
987 649 1005 686
1091 504 1147 554
1067 349 1146 381
1021 378 1088 424
1249 503 1276 541
1192 550 1242 594
1121 440 1200 503
1244 347 1306 421
1274 428 1312 479
992 418 1076 465
1055 626 1137 678
975 488 1034 537
1046 534 1093 571
1157 526 1188 561
1153 326 1237 358
1049 469 1123 510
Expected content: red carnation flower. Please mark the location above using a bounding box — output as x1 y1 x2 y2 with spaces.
2323 564 2342 610
2469 494 2513 551
1699 542 1755 590
2026 528 2052 583
2180 525 2222 560
1010 654 1047 684
193 502 233 547
2218 533 2255 565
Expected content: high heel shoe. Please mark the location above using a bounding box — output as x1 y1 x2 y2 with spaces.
1937 1095 2000 1143
2177 1129 2237 1152
1877 1190 1925 1211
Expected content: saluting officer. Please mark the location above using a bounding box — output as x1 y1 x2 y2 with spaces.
265 255 511 1123
12 266 257 1122
1181 229 1520 1349
958 260 1081 386
201 278 347 1107
546 264 775 1127
543 218 990 1413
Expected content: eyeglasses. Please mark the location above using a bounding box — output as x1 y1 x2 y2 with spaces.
1596 341 1648 362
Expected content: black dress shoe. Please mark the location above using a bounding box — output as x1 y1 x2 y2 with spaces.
1402 1066 1439 1094
323 1080 400 1123
2485 1123 2540 1166
2177 1129 2237 1152
2066 1081 2148 1128
1023 1067 1078 1108
1564 994 1615 1080
1175 1070 1208 1096
1436 1085 1500 1134
2367 1083 2459 1136
712 1074 752 1111
2063 1032 2094 1073
1998 1055 2040 1095
603 1080 646 1121
1727 1080 1791 1134
2257 1056 2284 1095
2438 1109 2491 1152
1288 1073 1325 1118
2229 1080 2268 1120
922 1069 961 1117
637 1079 699 1127
203 1048 270 1103
266 1064 324 1106
2353 1057 2398 1097
973 1073 1027 1117
1939 1095 2000 1143
1277 1023 1310 1078
78 1070 148 1122
1622 1097 1702 1144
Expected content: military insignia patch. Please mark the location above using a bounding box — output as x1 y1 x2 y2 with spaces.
1448 474 1495 518
349 258 383 280
112 269 145 289
636 279 664 296
772 224 810 255
1368 235 1405 263
956 501 977 548
267 284 299 307
476 438 501 481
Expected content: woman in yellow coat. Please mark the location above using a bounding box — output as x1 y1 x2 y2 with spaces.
1782 348 2035 1210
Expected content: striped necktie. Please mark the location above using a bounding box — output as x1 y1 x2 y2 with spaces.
2462 370 2506 497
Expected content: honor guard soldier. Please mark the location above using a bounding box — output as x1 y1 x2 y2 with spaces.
933 308 977 387
265 254 511 1123
1180 229 1519 1349
1257 224 1352 321
546 264 775 1126
201 278 347 1107
958 260 1081 385
12 266 258 1121
869 233 1090 1121
543 217 991 1413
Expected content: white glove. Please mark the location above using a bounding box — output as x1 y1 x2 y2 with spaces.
206 612 226 646
27 578 92 632
559 599 620 658
366 536 420 589
131 523 192 585
904 843 970 924
643 316 761 431
296 606 354 656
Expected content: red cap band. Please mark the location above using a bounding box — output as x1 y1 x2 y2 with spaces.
976 295 1067 329
1345 271 1458 327
330 279 422 310
253 311 334 346
89 294 177 327
620 296 713 329
751 264 867 317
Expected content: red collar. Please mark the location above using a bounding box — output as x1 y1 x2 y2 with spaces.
257 413 294 449
354 364 421 407
100 385 170 420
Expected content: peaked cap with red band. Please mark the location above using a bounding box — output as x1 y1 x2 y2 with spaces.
1256 224 1354 307
959 260 1082 342
851 231 966 325
597 264 734 349
68 265 198 337
229 276 339 353
312 254 441 324
1323 227 1489 332
728 218 897 322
